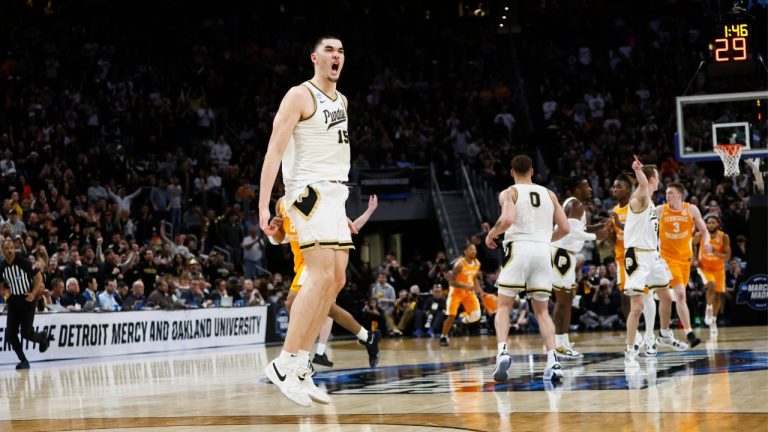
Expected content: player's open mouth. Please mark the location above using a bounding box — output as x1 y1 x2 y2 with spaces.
331 63 339 72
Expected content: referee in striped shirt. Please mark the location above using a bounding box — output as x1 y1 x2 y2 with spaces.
1 239 51 369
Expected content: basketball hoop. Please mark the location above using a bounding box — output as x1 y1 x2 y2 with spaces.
714 144 743 177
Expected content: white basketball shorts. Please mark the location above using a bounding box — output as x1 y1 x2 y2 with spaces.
285 181 353 251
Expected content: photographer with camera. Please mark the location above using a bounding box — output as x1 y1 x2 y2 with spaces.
384 285 421 336
413 284 447 337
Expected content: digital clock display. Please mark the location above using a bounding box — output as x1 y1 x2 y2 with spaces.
712 23 750 62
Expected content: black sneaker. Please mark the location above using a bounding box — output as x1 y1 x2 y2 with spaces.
686 332 701 348
361 329 381 368
312 352 334 367
15 361 30 370
440 336 449 347
39 330 53 353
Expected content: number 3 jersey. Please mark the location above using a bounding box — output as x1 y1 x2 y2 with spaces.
281 81 350 193
659 203 695 262
503 184 554 244
624 202 659 251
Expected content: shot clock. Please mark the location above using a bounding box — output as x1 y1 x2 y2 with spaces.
711 22 751 63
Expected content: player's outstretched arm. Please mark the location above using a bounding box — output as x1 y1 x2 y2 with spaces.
629 155 649 212
352 194 378 232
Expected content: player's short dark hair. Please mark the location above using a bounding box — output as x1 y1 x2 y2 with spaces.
566 176 586 194
667 182 687 197
705 214 721 224
511 155 533 175
311 34 343 53
615 174 634 188
641 164 658 179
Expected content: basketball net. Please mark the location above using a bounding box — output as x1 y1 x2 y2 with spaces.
714 144 743 177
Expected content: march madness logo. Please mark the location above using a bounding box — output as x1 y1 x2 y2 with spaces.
312 350 768 393
736 274 768 311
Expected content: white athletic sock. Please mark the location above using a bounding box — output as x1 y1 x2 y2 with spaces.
564 333 571 346
498 342 507 355
643 294 656 337
316 343 327 356
555 334 565 347
297 350 311 368
660 328 673 338
684 329 693 336
356 328 369 342
706 304 713 310
278 350 298 367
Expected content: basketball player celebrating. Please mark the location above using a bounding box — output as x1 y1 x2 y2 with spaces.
485 155 570 382
694 215 730 335
623 157 686 368
610 174 657 356
658 183 710 348
259 35 353 406
608 175 633 320
268 194 381 368
440 243 482 347
551 177 609 359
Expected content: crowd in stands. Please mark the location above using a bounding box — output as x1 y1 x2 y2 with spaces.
0 1 764 338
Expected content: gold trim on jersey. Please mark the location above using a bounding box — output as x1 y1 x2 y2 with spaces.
298 84 317 121
630 203 648 214
306 80 339 102
509 186 518 203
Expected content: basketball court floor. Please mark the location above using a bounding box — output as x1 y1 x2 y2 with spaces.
1 326 766 431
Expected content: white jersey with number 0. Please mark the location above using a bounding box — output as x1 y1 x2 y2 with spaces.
282 81 350 193
624 203 659 250
503 184 554 244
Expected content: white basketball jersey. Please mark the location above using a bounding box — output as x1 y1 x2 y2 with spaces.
552 196 588 252
282 81 350 192
503 184 554 244
624 203 659 250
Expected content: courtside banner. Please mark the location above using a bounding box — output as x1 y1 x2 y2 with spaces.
0 306 268 364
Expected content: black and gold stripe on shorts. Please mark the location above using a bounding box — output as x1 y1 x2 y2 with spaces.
526 287 552 295
647 284 670 290
299 240 355 251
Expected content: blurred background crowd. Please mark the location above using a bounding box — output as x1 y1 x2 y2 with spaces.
0 0 764 338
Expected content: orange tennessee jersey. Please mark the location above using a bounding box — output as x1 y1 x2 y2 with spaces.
699 230 726 270
612 204 628 261
279 200 304 272
660 203 695 262
452 258 480 289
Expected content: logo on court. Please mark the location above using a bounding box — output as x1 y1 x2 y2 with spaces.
313 350 768 393
737 274 768 311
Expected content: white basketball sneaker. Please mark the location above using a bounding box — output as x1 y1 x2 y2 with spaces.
656 334 689 351
543 361 564 381
297 361 331 404
624 346 640 369
493 351 512 382
640 334 657 357
555 345 583 360
265 359 312 407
